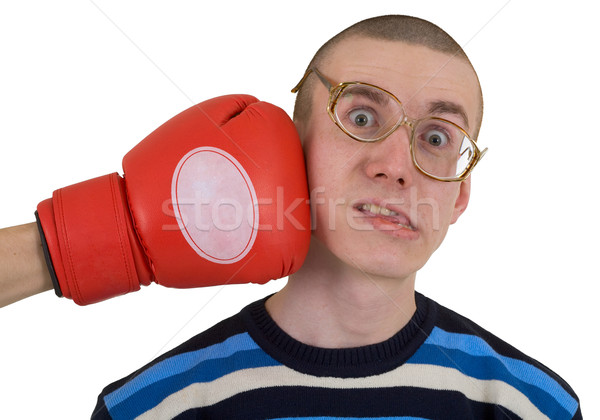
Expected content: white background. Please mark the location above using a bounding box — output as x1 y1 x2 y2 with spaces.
1 1 597 418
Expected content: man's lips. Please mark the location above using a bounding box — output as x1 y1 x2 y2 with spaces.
354 201 416 231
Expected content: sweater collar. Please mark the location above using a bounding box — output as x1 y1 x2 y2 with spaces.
242 292 435 378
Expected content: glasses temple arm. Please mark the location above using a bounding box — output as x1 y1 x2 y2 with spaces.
291 68 333 93
291 69 312 93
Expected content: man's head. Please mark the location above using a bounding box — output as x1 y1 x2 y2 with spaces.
293 15 483 141
292 15 484 280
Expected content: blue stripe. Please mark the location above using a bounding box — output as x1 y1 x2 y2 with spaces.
110 348 280 419
105 332 257 409
105 333 280 419
426 327 578 414
408 327 578 419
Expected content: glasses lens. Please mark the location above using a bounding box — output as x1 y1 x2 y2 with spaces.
333 84 404 141
412 118 475 179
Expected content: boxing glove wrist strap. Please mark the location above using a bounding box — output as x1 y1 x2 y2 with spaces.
36 173 154 305
34 210 63 298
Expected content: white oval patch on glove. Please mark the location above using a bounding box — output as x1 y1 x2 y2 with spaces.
171 147 258 264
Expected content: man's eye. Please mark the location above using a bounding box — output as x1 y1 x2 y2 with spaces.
348 109 376 127
425 129 449 147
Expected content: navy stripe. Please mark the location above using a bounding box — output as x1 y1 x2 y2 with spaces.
270 417 429 419
197 386 518 419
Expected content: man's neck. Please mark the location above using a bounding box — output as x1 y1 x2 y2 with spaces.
265 239 417 349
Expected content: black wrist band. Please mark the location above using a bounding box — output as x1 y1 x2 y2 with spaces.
34 211 63 298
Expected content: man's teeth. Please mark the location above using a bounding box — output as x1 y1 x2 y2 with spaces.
358 203 414 230
359 203 399 217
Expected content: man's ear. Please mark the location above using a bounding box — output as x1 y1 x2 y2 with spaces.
450 177 471 224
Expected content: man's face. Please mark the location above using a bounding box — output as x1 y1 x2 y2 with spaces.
298 37 481 280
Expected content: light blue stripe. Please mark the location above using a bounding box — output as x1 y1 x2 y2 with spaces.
419 327 578 416
105 332 259 410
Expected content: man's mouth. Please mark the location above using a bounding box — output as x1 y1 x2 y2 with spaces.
355 202 416 231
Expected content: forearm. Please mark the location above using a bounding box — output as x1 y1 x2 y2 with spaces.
0 222 53 308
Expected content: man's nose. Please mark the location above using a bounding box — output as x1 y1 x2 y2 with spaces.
363 124 414 187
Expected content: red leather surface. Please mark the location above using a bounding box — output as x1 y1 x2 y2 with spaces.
37 95 310 304
124 95 310 288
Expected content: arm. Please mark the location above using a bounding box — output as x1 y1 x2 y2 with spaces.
0 222 53 308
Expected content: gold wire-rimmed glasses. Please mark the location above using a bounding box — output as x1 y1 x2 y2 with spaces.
292 68 487 182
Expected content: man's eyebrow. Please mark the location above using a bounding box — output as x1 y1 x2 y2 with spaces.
428 101 469 129
345 86 390 106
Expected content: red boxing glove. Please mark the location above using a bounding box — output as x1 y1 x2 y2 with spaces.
36 95 310 305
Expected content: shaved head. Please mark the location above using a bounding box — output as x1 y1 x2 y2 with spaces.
293 15 484 140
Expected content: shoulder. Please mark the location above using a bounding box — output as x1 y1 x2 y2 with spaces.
91 302 256 419
415 294 582 419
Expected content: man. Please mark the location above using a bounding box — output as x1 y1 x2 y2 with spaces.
89 15 581 419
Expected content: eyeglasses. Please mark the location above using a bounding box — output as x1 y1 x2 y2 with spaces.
292 68 487 182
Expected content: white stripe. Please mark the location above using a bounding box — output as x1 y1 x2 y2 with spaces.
137 364 549 420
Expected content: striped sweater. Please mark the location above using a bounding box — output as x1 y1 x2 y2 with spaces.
92 293 581 419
